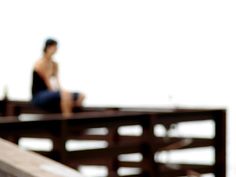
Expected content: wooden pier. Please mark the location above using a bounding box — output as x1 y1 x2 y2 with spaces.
0 100 226 177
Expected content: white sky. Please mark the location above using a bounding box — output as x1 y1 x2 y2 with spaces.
0 0 235 176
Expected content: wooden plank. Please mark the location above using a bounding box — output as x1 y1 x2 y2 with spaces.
2 99 216 116
0 138 84 177
3 100 121 116
158 163 214 177
0 108 226 177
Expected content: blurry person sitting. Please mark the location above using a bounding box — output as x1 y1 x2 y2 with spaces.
32 38 85 117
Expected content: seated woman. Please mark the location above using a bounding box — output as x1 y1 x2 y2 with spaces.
32 39 85 117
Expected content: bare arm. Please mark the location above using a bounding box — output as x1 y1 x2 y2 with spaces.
54 62 62 90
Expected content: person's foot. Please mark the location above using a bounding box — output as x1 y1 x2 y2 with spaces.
62 112 73 118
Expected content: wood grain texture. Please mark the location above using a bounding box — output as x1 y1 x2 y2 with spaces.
0 138 84 177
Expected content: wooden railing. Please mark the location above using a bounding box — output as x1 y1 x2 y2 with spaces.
0 100 120 116
0 104 226 177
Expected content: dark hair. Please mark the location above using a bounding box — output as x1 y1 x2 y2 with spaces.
43 38 58 53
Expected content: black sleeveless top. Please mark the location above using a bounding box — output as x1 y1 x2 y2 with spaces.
32 70 48 96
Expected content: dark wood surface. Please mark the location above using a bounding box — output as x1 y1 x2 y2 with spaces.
0 100 227 177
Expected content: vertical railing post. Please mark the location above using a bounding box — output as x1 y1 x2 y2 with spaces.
214 110 226 177
52 120 67 165
141 114 159 177
107 126 119 177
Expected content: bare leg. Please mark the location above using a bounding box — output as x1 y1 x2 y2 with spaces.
74 93 85 107
60 90 73 117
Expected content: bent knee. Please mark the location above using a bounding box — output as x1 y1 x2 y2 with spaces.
61 90 72 100
80 93 86 100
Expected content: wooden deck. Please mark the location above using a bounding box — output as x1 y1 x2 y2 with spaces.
0 100 227 177
0 138 84 177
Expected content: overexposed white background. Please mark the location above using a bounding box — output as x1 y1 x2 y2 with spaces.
0 0 235 176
